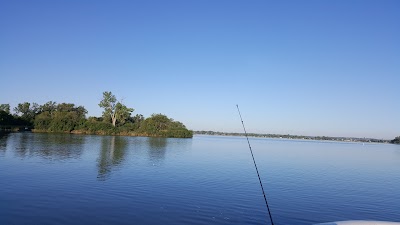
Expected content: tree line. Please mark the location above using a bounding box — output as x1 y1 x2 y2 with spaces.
391 136 400 144
195 130 400 144
0 91 192 138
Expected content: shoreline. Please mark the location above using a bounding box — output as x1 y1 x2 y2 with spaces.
28 129 193 138
194 131 391 144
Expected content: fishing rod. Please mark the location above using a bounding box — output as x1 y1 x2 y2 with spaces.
236 104 275 225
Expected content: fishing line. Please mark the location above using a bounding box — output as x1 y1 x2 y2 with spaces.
236 104 275 225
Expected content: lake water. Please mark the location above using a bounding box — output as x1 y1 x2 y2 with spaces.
1 133 399 225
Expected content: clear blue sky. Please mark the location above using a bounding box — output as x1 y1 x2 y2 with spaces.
1 0 399 139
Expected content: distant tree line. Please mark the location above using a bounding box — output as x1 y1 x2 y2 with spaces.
391 136 400 144
194 130 395 144
0 91 192 138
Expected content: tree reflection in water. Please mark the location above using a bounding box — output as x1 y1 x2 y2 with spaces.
97 136 128 181
10 133 85 160
0 132 9 156
147 137 167 165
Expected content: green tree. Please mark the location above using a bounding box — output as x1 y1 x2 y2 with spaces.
13 102 40 124
99 91 133 127
138 114 192 137
99 91 117 126
56 103 87 117
0 104 10 114
132 114 144 123
49 111 81 132
147 114 170 131
115 102 134 126
34 103 87 132
34 111 52 130
39 101 57 114
131 114 144 129
0 110 14 126
14 102 31 116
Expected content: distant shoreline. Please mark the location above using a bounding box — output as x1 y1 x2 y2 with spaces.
194 131 391 144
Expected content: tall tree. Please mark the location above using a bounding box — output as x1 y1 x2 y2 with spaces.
0 104 10 114
115 102 134 126
40 101 57 114
14 102 39 123
14 102 31 116
99 91 117 126
99 91 134 127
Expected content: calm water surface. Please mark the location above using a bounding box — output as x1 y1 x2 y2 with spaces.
1 133 399 225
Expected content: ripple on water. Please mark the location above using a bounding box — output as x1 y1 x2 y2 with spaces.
1 134 400 225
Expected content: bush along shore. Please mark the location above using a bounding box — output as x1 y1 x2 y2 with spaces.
0 91 193 138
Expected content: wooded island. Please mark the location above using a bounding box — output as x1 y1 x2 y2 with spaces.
0 91 193 138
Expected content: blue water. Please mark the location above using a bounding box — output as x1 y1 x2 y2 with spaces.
1 133 399 225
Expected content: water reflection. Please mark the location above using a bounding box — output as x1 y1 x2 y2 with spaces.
0 132 9 155
12 133 85 160
97 136 128 181
13 132 30 157
147 137 167 164
3 133 186 179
